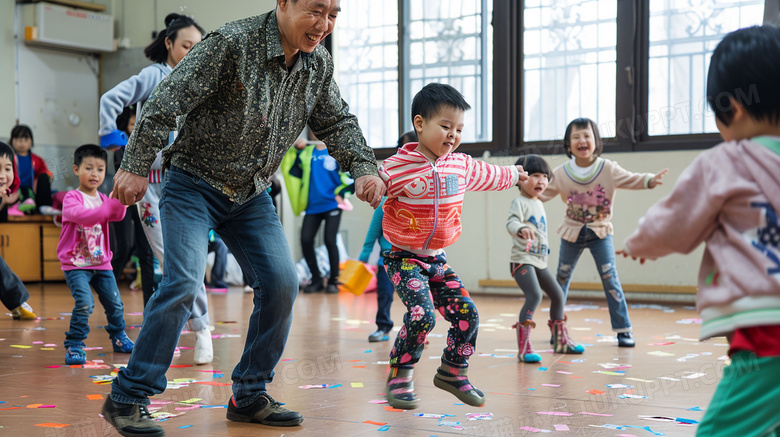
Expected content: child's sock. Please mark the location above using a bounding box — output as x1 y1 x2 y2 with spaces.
194 327 214 364
385 366 419 409
433 360 485 406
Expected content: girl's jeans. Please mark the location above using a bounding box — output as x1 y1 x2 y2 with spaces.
556 227 632 332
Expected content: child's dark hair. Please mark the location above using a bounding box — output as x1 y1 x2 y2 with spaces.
144 13 205 64
116 104 136 135
10 124 34 147
514 154 553 190
562 118 603 158
74 144 107 167
411 83 471 125
397 130 418 148
706 25 780 127
0 141 14 160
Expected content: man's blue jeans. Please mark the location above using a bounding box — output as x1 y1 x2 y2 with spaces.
556 227 632 332
111 167 298 407
64 269 125 348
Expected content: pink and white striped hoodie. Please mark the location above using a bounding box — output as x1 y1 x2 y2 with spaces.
379 142 519 254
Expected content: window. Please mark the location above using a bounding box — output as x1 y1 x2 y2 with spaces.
336 1 494 149
334 2 399 150
334 0 769 155
520 0 765 152
523 0 617 143
647 0 765 136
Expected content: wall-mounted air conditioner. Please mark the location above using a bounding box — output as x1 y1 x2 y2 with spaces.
22 2 114 53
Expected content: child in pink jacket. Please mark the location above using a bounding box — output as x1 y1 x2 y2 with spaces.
57 145 132 365
623 25 780 437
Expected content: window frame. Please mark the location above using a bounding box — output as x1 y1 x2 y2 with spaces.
367 0 774 160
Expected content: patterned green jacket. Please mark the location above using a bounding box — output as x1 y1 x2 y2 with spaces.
120 10 378 204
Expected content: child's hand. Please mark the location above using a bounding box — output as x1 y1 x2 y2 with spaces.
519 228 535 241
355 175 386 209
616 249 645 264
648 168 669 189
515 165 529 184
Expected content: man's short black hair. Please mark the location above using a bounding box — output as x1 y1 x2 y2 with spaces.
707 25 780 126
411 83 471 125
74 144 107 167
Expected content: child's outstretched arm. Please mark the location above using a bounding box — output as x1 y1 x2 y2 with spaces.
623 158 719 260
515 165 529 184
464 159 526 192
647 168 670 189
62 192 122 226
104 197 127 223
538 175 559 202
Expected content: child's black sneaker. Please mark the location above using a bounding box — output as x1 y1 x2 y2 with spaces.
111 331 135 353
102 397 164 437
226 393 303 426
65 347 87 365
617 331 635 347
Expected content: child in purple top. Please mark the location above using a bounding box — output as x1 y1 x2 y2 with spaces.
57 145 133 365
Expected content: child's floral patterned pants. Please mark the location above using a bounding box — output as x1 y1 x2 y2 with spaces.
383 249 479 368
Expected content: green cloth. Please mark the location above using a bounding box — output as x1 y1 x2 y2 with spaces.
281 145 354 216
281 145 314 216
752 136 780 156
696 351 780 437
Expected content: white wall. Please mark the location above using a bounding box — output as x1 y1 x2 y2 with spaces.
106 0 276 49
0 1 15 133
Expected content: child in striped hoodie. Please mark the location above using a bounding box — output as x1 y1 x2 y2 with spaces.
379 83 527 409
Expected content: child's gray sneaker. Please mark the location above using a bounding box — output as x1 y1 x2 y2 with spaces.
101 397 164 437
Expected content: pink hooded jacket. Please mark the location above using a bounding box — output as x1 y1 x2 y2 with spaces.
624 137 780 340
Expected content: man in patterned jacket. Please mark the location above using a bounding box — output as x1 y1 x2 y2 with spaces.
103 1 385 435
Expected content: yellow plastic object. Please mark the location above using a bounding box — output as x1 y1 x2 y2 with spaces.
338 260 373 296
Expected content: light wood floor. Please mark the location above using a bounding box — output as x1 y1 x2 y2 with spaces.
1 282 719 436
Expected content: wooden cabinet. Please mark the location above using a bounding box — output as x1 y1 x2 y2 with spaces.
0 223 41 281
0 218 65 282
42 224 65 281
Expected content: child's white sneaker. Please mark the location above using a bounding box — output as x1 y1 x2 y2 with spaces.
38 205 62 216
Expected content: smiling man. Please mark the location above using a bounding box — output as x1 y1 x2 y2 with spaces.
103 1 385 435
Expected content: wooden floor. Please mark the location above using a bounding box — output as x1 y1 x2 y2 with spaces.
1 282 719 436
